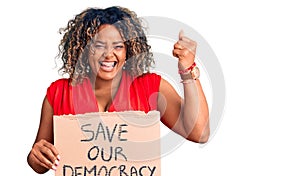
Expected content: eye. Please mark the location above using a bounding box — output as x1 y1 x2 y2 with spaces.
94 44 105 49
114 45 124 49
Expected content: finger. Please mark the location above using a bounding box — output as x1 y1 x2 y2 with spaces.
31 152 52 170
43 141 60 160
174 42 183 50
40 143 59 165
40 148 59 170
177 40 190 48
180 35 192 42
179 30 192 42
174 41 195 51
177 40 197 53
178 38 196 47
179 30 185 40
173 48 180 58
173 48 188 59
31 149 55 170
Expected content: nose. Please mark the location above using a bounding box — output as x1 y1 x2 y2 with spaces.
103 46 114 58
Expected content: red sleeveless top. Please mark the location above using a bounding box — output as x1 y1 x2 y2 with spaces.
46 71 161 115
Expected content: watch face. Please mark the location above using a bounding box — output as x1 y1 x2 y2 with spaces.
180 66 200 80
191 67 200 79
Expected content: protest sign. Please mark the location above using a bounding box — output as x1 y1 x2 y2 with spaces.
54 111 161 176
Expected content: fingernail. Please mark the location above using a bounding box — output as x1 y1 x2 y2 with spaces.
57 155 61 160
52 165 57 171
54 159 59 166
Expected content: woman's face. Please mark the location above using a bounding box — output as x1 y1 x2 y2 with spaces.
88 24 126 81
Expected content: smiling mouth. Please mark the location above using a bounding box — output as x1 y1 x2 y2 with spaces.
99 61 118 71
99 61 118 67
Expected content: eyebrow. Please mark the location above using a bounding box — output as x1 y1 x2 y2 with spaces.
94 40 124 45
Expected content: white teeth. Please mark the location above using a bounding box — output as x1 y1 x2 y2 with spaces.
99 61 117 67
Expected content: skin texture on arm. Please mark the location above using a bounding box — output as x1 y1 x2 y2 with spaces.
27 96 60 174
158 78 209 143
158 30 210 143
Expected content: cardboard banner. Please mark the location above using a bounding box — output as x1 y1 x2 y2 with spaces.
54 111 161 176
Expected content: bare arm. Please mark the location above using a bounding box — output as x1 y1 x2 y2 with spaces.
27 96 60 174
158 30 210 143
158 78 209 143
181 78 209 143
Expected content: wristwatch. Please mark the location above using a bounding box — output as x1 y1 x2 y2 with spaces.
180 66 200 80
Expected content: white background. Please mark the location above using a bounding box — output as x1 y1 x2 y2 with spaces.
1 0 300 175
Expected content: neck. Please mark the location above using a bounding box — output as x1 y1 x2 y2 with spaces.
91 70 123 98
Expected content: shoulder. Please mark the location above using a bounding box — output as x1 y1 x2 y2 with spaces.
46 78 71 108
49 78 70 86
46 78 71 96
135 72 161 82
47 78 71 90
132 72 162 92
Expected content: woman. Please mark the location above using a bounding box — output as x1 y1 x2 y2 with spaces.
27 6 209 174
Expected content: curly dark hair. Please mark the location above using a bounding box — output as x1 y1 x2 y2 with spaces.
57 6 154 83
